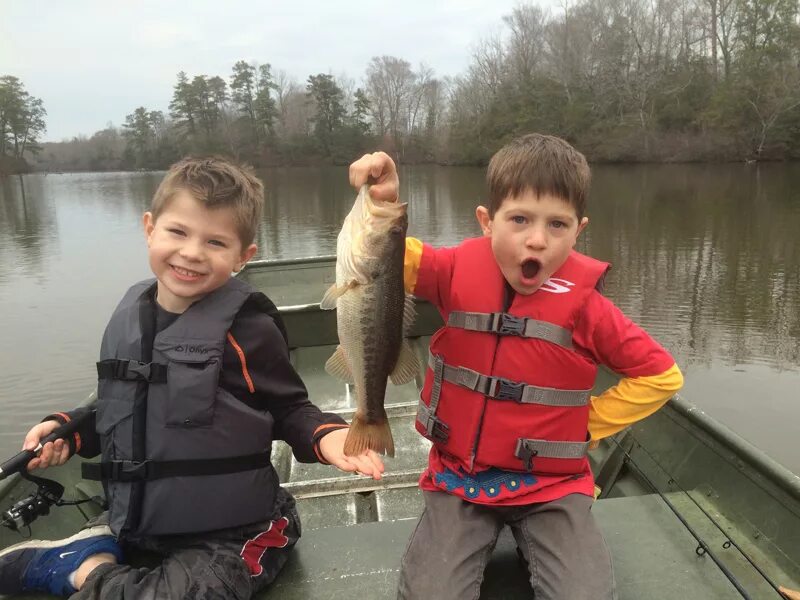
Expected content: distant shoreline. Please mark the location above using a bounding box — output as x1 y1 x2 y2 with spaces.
10 156 793 176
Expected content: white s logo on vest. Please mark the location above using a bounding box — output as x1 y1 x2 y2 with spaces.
539 278 575 294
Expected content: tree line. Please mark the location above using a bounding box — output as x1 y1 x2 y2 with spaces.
445 0 800 163
9 0 800 173
0 76 46 173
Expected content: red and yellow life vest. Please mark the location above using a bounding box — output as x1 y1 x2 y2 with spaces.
415 236 610 475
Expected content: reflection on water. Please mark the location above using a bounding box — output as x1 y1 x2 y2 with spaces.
0 175 57 279
588 165 800 370
1 164 798 472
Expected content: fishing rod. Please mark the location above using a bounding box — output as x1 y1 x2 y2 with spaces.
606 435 758 600
1 411 98 533
610 435 789 599
0 414 93 482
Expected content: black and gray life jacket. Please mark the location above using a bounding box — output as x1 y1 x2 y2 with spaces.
82 277 287 538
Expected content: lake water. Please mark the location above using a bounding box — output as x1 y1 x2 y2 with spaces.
1 164 798 473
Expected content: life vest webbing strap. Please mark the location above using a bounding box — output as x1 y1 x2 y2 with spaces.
82 452 271 482
515 438 591 470
416 354 450 443
448 311 573 349
427 352 590 407
96 359 168 383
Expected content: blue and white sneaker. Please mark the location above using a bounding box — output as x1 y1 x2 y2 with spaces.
0 525 122 596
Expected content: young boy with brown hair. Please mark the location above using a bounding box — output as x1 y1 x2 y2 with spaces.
349 134 683 599
0 156 384 599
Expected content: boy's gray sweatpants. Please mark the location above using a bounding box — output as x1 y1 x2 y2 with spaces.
72 487 299 600
397 491 617 600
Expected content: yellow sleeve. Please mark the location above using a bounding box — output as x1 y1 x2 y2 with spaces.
404 237 424 294
588 363 684 441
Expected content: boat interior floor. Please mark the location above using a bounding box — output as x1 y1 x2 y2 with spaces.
0 492 784 599
258 493 782 599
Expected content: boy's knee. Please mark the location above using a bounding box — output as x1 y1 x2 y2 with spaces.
188 552 252 600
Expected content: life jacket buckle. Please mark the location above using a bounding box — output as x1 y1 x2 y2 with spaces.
111 460 152 482
494 313 526 336
102 359 167 383
125 362 151 381
515 439 539 471
491 377 525 401
423 415 450 444
98 359 166 383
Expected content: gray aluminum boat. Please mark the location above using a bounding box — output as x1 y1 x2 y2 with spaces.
1 256 798 599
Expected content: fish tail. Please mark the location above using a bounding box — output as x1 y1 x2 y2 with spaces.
344 412 395 458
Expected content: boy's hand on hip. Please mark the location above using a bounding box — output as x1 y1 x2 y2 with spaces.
318 427 385 480
349 152 399 202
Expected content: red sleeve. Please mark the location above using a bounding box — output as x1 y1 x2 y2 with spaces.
573 291 676 377
411 242 457 312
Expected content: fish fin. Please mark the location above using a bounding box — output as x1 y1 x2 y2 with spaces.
344 412 395 458
402 294 417 336
390 340 420 386
325 346 354 384
320 280 358 310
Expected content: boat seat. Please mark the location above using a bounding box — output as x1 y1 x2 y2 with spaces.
259 494 743 599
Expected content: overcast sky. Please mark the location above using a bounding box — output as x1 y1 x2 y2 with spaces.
0 0 551 142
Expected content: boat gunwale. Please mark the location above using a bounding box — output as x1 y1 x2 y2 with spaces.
666 393 800 502
245 255 335 269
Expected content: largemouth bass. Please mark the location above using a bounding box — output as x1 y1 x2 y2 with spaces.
320 185 420 457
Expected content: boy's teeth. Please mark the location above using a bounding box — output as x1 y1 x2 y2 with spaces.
174 266 200 276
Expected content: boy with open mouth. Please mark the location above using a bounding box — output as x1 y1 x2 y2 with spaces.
349 133 684 600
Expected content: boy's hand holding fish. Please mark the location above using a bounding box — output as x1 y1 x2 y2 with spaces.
349 152 399 201
318 427 385 479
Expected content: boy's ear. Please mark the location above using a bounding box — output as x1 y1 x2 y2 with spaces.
143 212 155 242
576 216 589 237
475 206 492 236
235 243 258 272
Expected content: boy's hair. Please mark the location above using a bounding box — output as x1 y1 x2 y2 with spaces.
151 156 264 246
486 133 590 220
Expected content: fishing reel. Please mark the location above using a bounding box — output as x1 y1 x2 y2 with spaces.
1 470 101 534
1 473 64 531
0 411 99 533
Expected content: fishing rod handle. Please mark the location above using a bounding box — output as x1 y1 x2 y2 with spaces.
0 417 85 481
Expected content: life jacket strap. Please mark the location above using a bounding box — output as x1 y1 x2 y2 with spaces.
416 354 450 443
82 452 271 482
96 359 168 383
515 438 591 470
448 311 573 349
427 352 589 407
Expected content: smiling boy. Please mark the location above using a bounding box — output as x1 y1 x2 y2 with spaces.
143 187 258 312
350 134 683 600
0 156 383 599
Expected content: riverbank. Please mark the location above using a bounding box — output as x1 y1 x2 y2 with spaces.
23 155 796 176
26 127 800 174
0 156 30 176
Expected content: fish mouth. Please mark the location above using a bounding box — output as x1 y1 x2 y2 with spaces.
520 258 541 283
361 185 407 219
